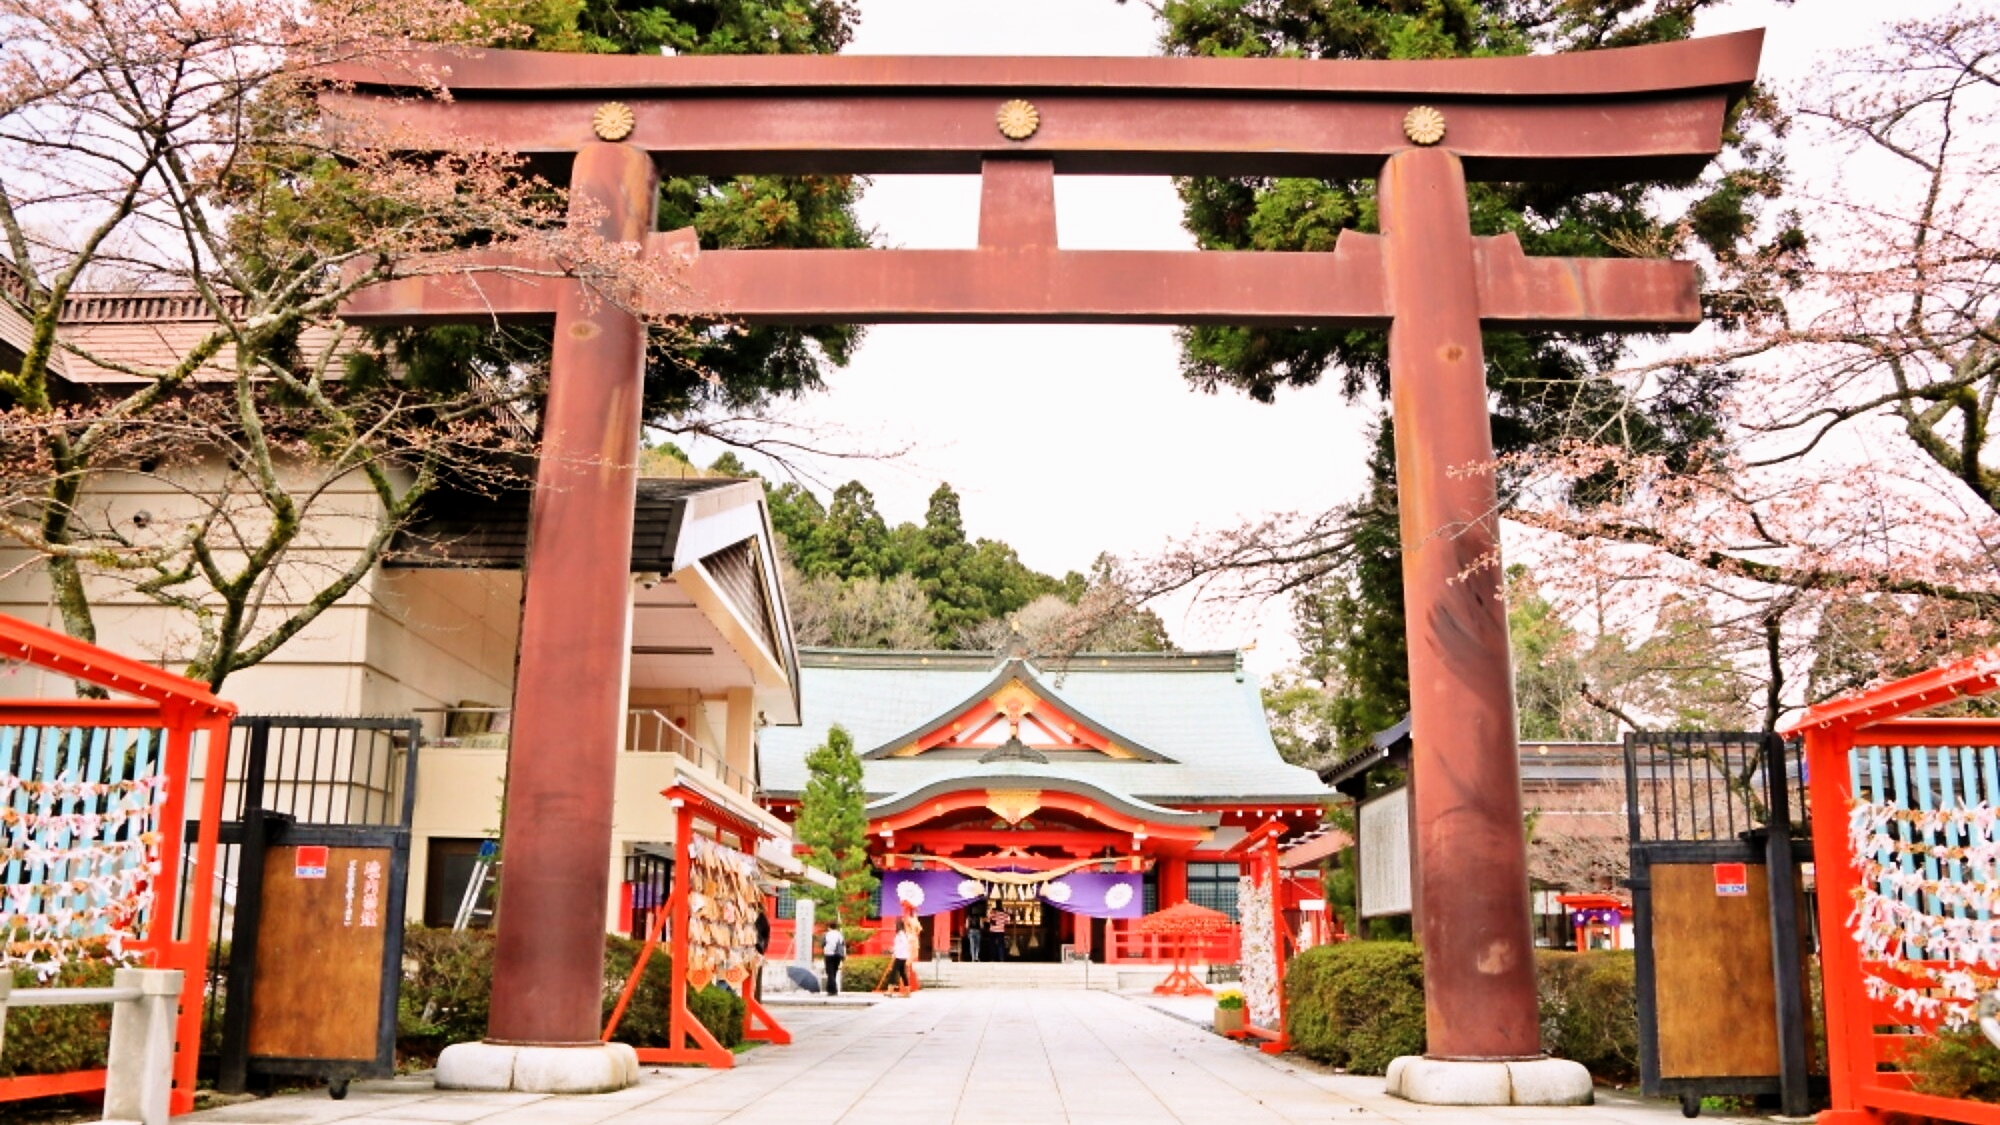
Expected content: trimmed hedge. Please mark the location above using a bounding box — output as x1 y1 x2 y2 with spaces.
1282 942 1638 1082
841 954 892 994
686 986 746 1051
398 927 496 1058
1536 950 1638 1083
397 926 744 1062
1284 941 1426 1073
1 962 117 1077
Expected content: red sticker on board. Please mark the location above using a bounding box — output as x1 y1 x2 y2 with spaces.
1713 862 1748 897
295 845 329 879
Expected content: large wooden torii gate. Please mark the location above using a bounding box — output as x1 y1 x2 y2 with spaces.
328 31 1760 1085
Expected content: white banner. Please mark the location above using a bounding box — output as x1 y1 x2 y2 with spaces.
1358 786 1413 918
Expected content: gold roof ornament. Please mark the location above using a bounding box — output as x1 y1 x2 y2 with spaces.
592 102 637 142
1403 105 1446 146
986 789 1042 825
996 99 1041 141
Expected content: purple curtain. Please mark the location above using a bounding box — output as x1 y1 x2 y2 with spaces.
877 868 1145 920
1039 872 1144 919
879 869 986 918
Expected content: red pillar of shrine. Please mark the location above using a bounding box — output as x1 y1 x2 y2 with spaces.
487 142 659 1046
1379 146 1541 1061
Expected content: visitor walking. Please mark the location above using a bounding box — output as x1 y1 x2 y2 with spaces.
887 918 914 996
821 923 846 997
987 903 1010 962
966 911 982 962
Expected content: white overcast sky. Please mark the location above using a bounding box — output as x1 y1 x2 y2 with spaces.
686 0 1956 670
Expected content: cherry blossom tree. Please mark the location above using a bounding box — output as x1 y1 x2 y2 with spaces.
0 0 687 688
1507 10 2000 722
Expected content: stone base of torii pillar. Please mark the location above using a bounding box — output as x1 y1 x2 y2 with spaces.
435 1041 640 1095
1386 1056 1594 1106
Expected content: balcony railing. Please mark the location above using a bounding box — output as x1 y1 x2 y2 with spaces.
420 706 755 801
624 708 755 800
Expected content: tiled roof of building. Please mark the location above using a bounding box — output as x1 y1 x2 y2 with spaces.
759 649 1330 805
386 476 750 570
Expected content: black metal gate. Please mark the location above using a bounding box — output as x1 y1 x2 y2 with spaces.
191 716 420 1096
1624 731 1816 1117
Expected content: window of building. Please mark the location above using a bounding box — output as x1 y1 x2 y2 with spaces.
623 850 673 941
423 837 497 928
1186 861 1241 922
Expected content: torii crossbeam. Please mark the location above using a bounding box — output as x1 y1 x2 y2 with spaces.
327 30 1760 1092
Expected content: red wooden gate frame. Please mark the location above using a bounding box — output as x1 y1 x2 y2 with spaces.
1223 820 1293 1054
601 783 788 1068
0 613 235 1115
1783 653 2000 1125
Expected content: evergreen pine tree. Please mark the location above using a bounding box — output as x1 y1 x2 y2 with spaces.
795 725 879 944
819 482 894 578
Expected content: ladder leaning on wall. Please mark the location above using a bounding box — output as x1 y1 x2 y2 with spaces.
452 839 499 932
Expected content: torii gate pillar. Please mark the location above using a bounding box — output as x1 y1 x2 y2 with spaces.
1379 148 1554 1091
435 143 656 1093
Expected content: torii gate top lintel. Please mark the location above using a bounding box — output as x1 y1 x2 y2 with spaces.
323 31 1762 181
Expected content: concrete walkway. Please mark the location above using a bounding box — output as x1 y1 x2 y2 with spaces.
180 991 1759 1125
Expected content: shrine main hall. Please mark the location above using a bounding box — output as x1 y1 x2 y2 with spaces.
759 648 1330 964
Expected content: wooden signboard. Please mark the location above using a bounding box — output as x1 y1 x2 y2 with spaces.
1650 862 1812 1080
247 845 393 1062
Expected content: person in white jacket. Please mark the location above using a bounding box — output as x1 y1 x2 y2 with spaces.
887 919 915 996
821 924 846 997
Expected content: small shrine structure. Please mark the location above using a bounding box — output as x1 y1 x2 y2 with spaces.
1784 652 2000 1125
0 613 235 1115
760 650 1328 966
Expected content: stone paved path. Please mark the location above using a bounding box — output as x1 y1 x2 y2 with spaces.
180 991 1760 1125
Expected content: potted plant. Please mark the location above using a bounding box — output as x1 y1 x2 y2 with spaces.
1213 988 1246 1035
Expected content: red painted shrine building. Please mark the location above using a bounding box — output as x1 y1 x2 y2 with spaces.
759 649 1329 963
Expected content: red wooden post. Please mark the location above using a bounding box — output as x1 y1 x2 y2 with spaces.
486 141 660 1047
667 801 696 1056
169 716 233 1112
1263 833 1291 1054
1380 146 1540 1061
1804 723 1869 1124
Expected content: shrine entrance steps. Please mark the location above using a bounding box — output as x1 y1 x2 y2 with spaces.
916 960 1178 992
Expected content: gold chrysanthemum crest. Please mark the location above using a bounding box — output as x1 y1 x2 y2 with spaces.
592 102 637 142
1402 105 1446 146
996 99 1040 141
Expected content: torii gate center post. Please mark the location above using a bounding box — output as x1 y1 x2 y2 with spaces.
331 32 1761 1076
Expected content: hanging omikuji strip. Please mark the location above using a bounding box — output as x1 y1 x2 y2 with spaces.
1845 739 2000 1020
1 723 169 974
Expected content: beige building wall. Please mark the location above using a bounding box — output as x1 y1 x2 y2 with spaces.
3 460 777 934
0 461 409 714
